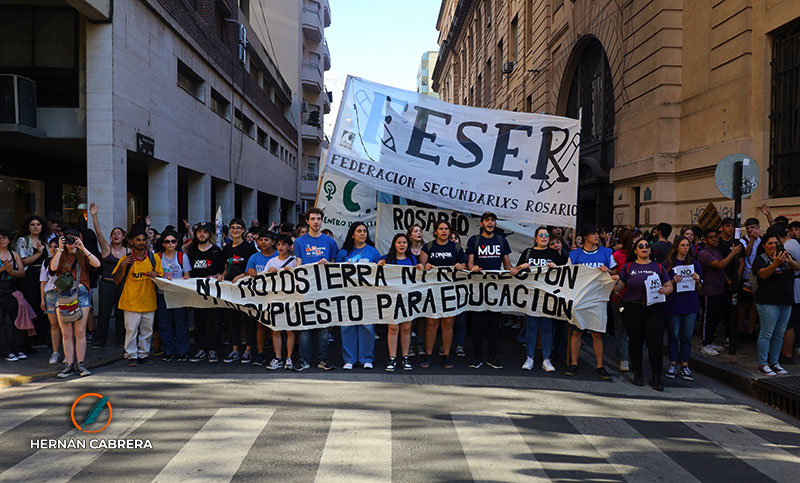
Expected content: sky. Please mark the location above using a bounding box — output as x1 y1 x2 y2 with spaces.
323 0 442 136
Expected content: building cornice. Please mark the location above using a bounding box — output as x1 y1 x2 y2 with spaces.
432 0 473 91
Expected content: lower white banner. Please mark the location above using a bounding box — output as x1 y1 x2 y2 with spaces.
155 263 615 332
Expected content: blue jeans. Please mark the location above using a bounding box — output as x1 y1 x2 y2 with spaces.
612 303 629 362
341 324 375 365
525 316 553 360
667 313 696 364
157 293 189 356
756 304 792 366
454 312 466 348
299 328 329 364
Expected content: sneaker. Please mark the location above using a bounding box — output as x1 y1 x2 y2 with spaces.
407 345 416 357
700 345 719 356
521 357 534 371
665 364 677 379
363 362 374 370
267 358 284 370
253 353 266 366
385 358 397 372
455 345 466 357
189 350 207 363
758 365 776 376
542 359 556 373
711 343 725 352
75 362 91 376
223 351 239 363
294 360 310 372
240 352 252 364
596 367 611 380
419 354 433 369
284 358 294 370
343 362 354 370
650 377 664 391
401 356 412 371
770 363 789 375
208 350 219 363
128 359 138 367
16 352 27 360
86 331 95 342
5 353 18 362
468 358 483 369
57 362 75 378
162 354 175 362
417 343 425 357
48 352 61 365
632 371 644 386
177 354 188 362
441 355 454 369
564 365 578 377
438 346 444 356
618 360 630 373
92 342 102 349
317 360 336 371
679 366 694 381
486 356 503 369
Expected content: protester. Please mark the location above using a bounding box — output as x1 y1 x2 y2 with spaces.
449 232 467 358
378 233 417 371
89 203 129 348
779 222 800 364
738 217 762 339
664 236 702 381
516 226 564 372
39 238 62 364
155 231 191 362
264 234 298 370
293 207 338 371
611 230 635 372
407 223 425 356
13 216 49 348
650 223 672 263
718 217 742 346
239 229 278 366
45 211 63 243
221 218 257 364
0 229 26 362
697 227 742 356
566 224 618 379
50 229 101 377
113 228 163 366
187 223 226 363
615 236 673 390
335 222 381 370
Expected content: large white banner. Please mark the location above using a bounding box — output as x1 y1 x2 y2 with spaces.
314 170 377 247
375 202 536 259
325 76 580 225
155 264 615 332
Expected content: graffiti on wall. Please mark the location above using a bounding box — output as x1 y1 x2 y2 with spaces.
689 204 734 224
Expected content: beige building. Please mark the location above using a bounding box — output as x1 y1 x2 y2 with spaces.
417 51 439 98
433 0 800 229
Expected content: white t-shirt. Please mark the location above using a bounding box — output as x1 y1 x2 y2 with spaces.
739 236 762 280
782 238 800 304
265 255 298 272
39 262 57 293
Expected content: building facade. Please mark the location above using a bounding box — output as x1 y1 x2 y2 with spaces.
417 50 439 98
433 0 800 229
0 0 328 235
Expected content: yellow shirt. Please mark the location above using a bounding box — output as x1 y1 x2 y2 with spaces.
112 253 163 312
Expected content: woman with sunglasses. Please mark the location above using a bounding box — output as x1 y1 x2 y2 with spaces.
516 227 566 372
378 233 417 371
614 237 674 390
156 231 191 361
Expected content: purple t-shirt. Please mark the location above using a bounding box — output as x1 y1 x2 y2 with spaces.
664 260 702 315
619 261 669 304
697 248 726 296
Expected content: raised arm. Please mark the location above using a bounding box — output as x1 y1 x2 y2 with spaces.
90 203 110 258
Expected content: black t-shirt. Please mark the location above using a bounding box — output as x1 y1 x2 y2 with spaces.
466 233 511 270
422 240 466 267
718 236 741 284
223 241 257 280
188 244 226 278
651 241 672 264
516 247 566 269
752 254 794 305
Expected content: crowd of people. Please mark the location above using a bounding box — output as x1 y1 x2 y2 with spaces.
1 202 799 390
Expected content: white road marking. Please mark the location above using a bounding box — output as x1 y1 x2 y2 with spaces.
0 408 47 435
315 409 392 483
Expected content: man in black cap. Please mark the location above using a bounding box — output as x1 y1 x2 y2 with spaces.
465 212 517 369
186 222 226 364
717 217 743 349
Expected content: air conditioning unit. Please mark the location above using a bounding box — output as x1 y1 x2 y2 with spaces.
0 74 37 128
301 101 308 112
502 62 516 74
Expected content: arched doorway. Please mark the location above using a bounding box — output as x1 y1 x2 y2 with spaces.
563 38 615 229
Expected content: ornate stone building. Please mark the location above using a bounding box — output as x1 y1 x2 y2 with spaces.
433 0 800 228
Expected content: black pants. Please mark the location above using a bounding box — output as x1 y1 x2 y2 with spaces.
621 302 664 378
225 309 255 349
96 279 122 346
21 266 46 345
0 292 24 355
703 294 726 345
469 311 501 360
194 308 222 352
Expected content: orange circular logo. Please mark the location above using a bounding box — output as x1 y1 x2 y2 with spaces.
70 393 113 433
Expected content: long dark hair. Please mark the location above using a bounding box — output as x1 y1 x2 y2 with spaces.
625 236 650 263
666 236 695 270
532 226 549 249
386 233 411 264
433 220 451 243
21 215 48 240
157 230 181 255
341 222 374 254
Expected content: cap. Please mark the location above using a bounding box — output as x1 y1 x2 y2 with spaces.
196 222 214 233
480 211 497 221
579 223 598 237
719 217 735 227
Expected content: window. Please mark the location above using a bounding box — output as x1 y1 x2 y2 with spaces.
496 40 503 86
770 20 800 198
234 108 254 137
249 60 263 88
214 6 226 42
270 139 279 156
485 58 492 102
210 88 230 119
257 128 268 147
240 0 250 20
476 73 482 107
511 16 519 63
177 59 205 102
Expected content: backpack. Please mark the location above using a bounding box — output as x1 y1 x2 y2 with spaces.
747 253 771 295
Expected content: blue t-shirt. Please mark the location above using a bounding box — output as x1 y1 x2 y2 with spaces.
246 251 278 273
569 246 617 270
466 234 511 270
422 240 466 267
379 254 417 266
335 245 381 264
294 233 339 264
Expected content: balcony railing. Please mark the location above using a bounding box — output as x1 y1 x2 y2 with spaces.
301 4 323 42
301 61 323 92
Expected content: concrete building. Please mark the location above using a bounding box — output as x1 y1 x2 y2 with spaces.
432 0 800 229
417 50 439 98
0 0 328 236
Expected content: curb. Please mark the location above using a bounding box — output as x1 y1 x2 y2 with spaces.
0 352 125 388
687 351 758 396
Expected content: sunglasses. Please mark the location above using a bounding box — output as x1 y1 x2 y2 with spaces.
163 239 178 244
636 243 650 249
537 233 550 238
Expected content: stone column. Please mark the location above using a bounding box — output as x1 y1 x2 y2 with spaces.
187 172 211 224
241 187 257 226
148 162 178 230
214 180 234 224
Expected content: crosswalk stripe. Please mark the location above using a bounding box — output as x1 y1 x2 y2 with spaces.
0 408 47 435
315 409 392 483
152 407 274 482
566 416 700 483
452 411 548 482
685 421 800 481
0 408 157 483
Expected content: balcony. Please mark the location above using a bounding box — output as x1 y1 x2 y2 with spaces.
302 3 323 42
322 90 331 114
322 0 331 27
301 61 323 92
323 40 331 71
301 122 322 145
301 170 319 194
